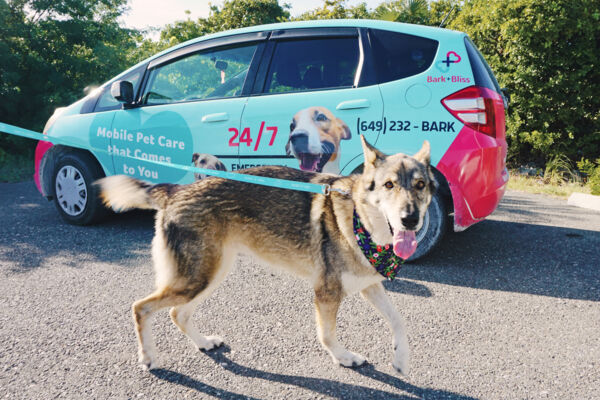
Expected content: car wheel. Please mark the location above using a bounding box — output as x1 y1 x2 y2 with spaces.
407 190 447 261
53 153 107 225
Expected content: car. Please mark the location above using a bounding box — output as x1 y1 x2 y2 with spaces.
35 19 509 260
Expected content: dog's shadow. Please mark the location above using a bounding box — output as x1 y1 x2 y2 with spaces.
151 345 477 399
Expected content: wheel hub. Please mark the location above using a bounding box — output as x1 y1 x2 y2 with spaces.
55 165 87 216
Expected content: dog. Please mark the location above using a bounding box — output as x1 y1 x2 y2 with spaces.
97 136 435 374
191 153 227 180
286 106 351 174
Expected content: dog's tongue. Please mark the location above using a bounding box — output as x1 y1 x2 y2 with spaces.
393 230 417 259
299 154 319 171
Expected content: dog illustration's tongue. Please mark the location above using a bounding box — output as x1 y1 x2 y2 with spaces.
299 154 320 171
393 230 417 259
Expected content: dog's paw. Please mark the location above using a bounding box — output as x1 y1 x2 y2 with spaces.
393 358 410 376
335 351 367 368
392 347 410 375
138 354 157 371
198 335 224 351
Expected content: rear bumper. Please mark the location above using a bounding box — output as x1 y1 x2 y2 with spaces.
34 140 53 196
437 125 508 231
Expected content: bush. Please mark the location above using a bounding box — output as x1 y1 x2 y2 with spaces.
450 0 600 165
577 158 600 195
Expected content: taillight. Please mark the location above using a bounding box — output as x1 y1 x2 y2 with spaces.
441 86 504 138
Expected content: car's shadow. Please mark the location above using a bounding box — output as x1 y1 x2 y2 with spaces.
390 197 600 302
149 345 478 400
0 181 156 271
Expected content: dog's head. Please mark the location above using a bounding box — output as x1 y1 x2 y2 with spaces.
286 106 351 172
191 153 227 180
357 136 437 259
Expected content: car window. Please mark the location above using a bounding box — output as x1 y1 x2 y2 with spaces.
464 37 502 93
94 69 143 112
369 29 438 84
264 37 359 94
142 44 257 105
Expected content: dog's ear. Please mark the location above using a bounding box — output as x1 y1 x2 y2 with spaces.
413 140 431 165
216 160 227 171
337 118 351 140
360 135 385 167
191 153 199 163
428 167 438 195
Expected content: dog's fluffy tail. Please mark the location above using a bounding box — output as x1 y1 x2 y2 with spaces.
96 175 175 211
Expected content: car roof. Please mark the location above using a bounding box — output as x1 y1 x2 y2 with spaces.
110 19 464 85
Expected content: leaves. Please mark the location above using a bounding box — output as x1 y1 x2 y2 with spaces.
451 0 600 164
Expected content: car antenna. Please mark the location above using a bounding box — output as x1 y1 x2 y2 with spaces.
439 5 456 28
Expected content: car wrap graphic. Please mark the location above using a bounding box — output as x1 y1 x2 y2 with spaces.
35 20 507 233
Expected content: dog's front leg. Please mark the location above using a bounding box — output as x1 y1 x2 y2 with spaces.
360 282 410 375
314 289 366 367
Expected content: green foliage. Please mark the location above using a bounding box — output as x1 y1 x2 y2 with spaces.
450 0 600 165
295 0 370 20
543 154 579 185
373 0 430 24
159 0 290 46
0 0 139 155
577 158 600 195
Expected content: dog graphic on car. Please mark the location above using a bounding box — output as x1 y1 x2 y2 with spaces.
192 106 351 180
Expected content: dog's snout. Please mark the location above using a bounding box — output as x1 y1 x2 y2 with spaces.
290 131 309 152
401 210 420 230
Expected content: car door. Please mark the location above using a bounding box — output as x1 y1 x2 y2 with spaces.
109 33 266 184
238 28 384 175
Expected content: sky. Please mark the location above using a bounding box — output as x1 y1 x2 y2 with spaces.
119 0 385 38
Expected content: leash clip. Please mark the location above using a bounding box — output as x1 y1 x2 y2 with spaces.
323 184 351 197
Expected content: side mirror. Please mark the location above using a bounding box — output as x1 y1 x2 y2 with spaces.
110 80 134 106
215 60 228 71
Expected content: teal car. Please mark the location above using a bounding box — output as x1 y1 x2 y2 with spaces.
36 19 508 260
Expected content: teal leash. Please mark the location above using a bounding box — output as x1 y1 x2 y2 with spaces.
0 122 350 196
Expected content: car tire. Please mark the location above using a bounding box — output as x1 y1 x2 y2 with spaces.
53 153 107 225
407 190 447 261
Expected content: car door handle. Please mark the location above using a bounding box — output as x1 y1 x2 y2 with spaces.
201 112 229 123
336 99 371 110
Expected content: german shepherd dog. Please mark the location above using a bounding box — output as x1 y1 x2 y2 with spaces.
97 136 436 374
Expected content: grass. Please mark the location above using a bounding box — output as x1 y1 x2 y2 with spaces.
0 152 35 183
507 171 591 198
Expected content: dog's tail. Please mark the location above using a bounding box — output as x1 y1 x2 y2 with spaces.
96 175 175 211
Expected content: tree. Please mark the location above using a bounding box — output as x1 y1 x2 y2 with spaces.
159 0 290 46
0 0 139 159
373 0 430 25
450 0 600 164
295 0 371 20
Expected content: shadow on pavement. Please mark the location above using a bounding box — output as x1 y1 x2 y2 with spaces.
150 345 478 400
3 182 598 301
395 217 600 302
0 182 156 270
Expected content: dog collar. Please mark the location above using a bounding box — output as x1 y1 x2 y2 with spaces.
353 210 404 281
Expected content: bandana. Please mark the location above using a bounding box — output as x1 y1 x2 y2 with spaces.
353 210 404 280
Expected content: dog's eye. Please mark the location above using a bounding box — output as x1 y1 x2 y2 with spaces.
290 120 296 131
316 113 328 122
415 180 426 190
384 181 394 189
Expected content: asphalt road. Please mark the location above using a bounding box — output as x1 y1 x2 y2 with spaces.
1 181 599 400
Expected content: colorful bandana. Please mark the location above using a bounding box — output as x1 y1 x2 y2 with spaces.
353 210 404 280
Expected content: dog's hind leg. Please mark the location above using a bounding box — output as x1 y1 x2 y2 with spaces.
360 282 410 375
169 250 235 352
132 288 193 370
314 286 366 367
